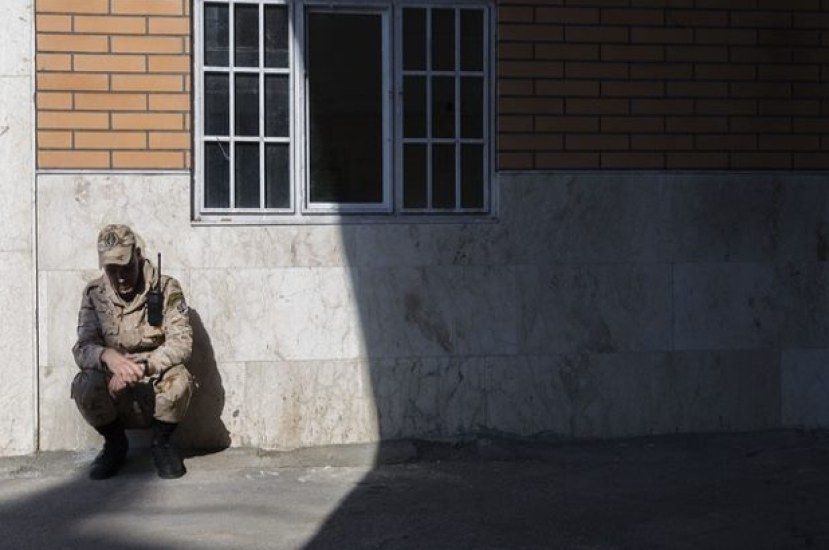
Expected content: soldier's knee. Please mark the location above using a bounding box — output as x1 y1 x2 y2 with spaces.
154 365 194 423
71 369 108 406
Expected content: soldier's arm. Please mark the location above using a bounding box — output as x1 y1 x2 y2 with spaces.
146 277 193 375
72 287 107 371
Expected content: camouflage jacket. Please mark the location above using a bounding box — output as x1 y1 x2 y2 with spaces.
72 259 192 376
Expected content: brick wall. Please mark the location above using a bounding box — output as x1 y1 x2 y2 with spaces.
498 0 829 170
36 0 191 170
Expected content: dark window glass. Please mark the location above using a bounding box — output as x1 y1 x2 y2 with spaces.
265 75 289 137
402 8 426 71
265 144 291 208
461 144 483 209
204 3 229 67
308 12 383 204
461 77 483 138
264 5 289 68
235 4 259 67
432 76 454 139
432 9 454 71
204 73 229 136
460 9 484 71
235 143 260 208
403 76 426 138
432 144 455 209
205 142 230 208
403 144 427 209
235 74 259 136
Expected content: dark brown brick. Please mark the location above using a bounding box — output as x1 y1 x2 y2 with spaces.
730 82 792 99
564 26 628 43
794 153 829 168
536 80 600 96
498 115 534 133
666 116 729 133
498 152 534 170
757 134 820 150
566 97 630 114
566 134 629 150
695 99 757 116
602 44 664 62
602 81 664 97
536 115 599 132
695 134 758 151
695 28 757 46
666 82 728 98
630 62 693 79
500 133 564 150
730 46 794 64
695 63 756 80
665 10 728 27
565 61 628 79
758 99 821 115
499 96 565 114
535 43 600 61
602 116 664 133
732 11 793 28
601 9 664 26
498 79 534 96
731 116 792 133
499 24 564 42
632 134 693 150
793 116 829 132
667 152 729 168
536 7 599 24
601 152 665 168
535 152 599 168
631 27 693 44
632 98 694 115
666 46 728 63
731 152 792 169
500 60 564 78
499 6 534 23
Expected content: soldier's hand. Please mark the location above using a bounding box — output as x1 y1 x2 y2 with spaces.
107 373 130 398
101 348 145 383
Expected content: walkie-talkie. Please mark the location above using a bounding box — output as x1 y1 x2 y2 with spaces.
147 252 163 327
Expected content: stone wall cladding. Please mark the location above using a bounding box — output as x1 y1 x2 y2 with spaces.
497 0 829 170
35 0 191 170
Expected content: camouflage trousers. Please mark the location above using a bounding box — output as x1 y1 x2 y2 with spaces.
71 364 194 428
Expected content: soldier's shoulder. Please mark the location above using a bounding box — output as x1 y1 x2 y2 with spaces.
82 275 107 296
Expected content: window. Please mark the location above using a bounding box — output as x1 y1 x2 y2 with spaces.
195 0 492 222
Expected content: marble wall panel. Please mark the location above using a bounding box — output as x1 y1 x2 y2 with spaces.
673 263 778 350
776 262 829 349
781 350 829 428
190 267 363 363
244 360 378 450
0 77 33 251
38 365 98 451
501 173 672 264
518 263 672 355
774 176 829 263
356 266 520 358
0 0 31 76
485 355 571 437
0 251 35 454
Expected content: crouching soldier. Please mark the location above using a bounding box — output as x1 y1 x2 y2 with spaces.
72 224 194 480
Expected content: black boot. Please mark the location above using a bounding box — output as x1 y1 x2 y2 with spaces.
90 420 128 480
152 420 186 479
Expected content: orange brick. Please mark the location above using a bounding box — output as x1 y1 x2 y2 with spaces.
36 15 72 32
38 131 73 149
148 55 191 73
39 150 110 169
75 131 147 149
111 0 183 16
37 73 109 91
149 131 191 149
535 152 598 169
74 54 147 72
38 111 109 129
536 115 599 132
37 0 108 14
500 133 563 151
38 34 108 53
36 53 72 71
601 153 664 169
37 92 73 110
112 112 184 130
666 152 728 169
149 17 191 35
111 36 184 54
73 16 147 34
497 152 533 170
112 74 184 92
74 93 147 111
148 93 190 111
184 150 191 168
566 134 629 150
112 151 185 169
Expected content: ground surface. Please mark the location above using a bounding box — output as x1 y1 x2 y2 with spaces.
1 430 828 549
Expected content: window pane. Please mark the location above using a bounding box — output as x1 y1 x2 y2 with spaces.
265 75 289 137
308 12 383 204
403 76 426 138
204 3 229 67
461 144 483 209
461 77 483 138
432 76 454 139
432 144 455 209
204 73 229 136
402 8 425 71
235 4 259 67
264 5 289 68
235 74 259 136
460 9 484 71
403 144 427 209
205 142 230 208
431 9 454 71
235 143 260 208
265 144 290 208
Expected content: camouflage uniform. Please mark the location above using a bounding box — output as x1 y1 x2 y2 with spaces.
71 258 194 429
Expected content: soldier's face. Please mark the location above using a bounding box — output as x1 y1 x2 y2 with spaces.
104 250 142 299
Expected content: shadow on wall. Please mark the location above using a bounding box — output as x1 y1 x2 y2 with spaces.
177 309 231 451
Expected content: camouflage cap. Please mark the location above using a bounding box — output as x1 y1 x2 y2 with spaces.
97 224 137 266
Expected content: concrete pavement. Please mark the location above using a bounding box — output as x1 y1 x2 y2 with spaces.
1 430 828 549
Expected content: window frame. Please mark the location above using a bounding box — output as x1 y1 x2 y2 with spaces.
193 0 496 224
